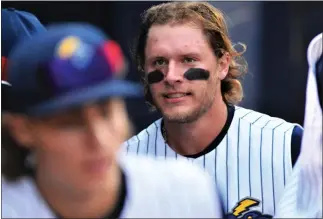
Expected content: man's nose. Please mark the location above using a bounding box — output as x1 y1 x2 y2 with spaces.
164 61 183 85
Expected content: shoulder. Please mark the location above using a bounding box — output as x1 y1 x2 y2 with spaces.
234 106 302 132
2 177 37 217
2 176 32 201
121 119 162 147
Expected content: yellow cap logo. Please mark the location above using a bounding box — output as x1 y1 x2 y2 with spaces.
57 36 81 59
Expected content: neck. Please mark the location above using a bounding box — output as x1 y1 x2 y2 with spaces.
164 98 228 156
36 163 121 218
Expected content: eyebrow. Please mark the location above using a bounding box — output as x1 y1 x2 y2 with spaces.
146 52 202 62
145 56 166 64
179 52 202 58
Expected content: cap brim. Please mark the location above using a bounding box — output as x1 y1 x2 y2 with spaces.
25 79 143 117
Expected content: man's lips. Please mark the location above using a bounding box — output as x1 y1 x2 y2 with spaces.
162 92 192 103
162 92 192 99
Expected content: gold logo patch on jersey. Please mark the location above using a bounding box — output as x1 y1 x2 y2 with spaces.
226 197 273 219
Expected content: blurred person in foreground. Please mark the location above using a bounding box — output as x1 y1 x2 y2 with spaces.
275 33 322 219
124 1 303 217
2 8 46 110
1 23 222 218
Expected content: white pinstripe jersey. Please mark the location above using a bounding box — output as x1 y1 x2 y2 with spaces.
276 33 322 218
2 155 221 218
123 106 301 217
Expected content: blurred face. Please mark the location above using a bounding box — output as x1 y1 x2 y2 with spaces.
144 23 229 123
5 99 131 191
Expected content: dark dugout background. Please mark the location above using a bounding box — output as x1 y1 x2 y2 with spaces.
2 1 323 133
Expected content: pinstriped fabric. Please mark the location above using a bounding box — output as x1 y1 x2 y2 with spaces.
145 129 150 155
154 122 159 157
237 118 241 201
271 121 285 212
122 106 299 216
260 119 272 213
126 140 130 154
275 33 322 218
136 135 140 155
236 111 253 201
283 126 295 186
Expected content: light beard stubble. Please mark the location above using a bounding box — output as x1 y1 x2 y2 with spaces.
156 91 216 124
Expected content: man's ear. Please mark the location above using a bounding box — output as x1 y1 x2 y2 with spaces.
217 52 231 80
2 113 35 149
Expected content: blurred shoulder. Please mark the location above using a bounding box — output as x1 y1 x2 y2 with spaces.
2 176 33 199
2 176 38 217
118 155 221 217
119 154 213 188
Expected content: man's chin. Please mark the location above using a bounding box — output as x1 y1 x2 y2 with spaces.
162 111 198 124
155 104 197 123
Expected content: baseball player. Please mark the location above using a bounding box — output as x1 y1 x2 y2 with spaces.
1 23 222 218
123 2 304 217
2 8 46 110
275 33 322 218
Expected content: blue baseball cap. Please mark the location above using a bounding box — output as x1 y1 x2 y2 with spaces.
6 23 143 117
2 8 46 59
2 8 46 110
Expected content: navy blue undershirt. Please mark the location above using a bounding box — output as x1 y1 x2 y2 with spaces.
290 125 303 166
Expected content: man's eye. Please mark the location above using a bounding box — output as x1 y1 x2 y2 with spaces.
153 59 167 66
183 57 196 63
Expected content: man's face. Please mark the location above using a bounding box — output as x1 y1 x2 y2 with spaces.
6 99 131 191
144 23 227 123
